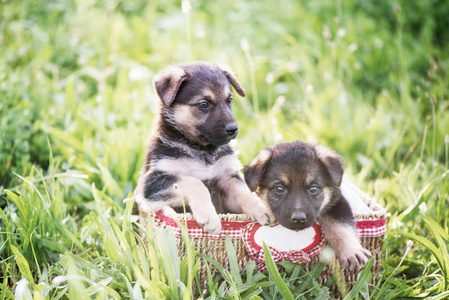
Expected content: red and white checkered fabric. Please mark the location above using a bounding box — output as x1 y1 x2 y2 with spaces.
242 222 326 271
152 211 251 239
356 219 387 237
151 211 386 270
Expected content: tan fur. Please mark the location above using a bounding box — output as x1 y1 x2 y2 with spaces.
172 105 204 144
136 173 221 233
279 175 290 186
251 149 271 167
150 155 275 226
174 176 222 233
202 88 216 101
258 188 269 201
304 171 315 187
320 187 332 213
318 216 371 268
314 144 336 161
215 63 246 97
153 65 188 107
313 144 344 187
217 176 274 225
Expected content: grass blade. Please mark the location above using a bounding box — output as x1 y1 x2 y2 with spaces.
156 228 181 299
10 245 34 283
262 242 294 300
66 256 90 300
225 234 243 285
420 212 449 291
399 226 448 292
429 290 449 300
343 257 374 300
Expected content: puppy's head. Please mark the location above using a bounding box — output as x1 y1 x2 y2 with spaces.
244 141 344 230
153 62 245 146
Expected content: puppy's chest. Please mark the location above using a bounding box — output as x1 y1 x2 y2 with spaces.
153 154 242 181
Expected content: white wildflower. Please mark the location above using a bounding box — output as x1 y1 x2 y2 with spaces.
182 0 191 13
128 65 151 82
322 25 331 39
348 43 358 53
406 240 413 248
419 202 427 213
374 38 383 48
266 73 274 84
337 28 346 38
305 84 313 94
240 39 250 51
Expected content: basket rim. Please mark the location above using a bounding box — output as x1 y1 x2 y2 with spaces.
135 179 387 221
342 179 387 220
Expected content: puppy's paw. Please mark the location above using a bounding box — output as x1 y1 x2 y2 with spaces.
196 213 222 234
243 197 276 226
337 246 372 269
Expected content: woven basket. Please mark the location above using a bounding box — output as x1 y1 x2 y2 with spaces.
137 178 387 295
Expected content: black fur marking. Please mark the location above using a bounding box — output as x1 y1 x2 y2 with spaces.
215 145 235 160
149 132 235 166
174 206 192 213
231 172 243 181
321 189 355 226
202 178 228 213
143 171 177 201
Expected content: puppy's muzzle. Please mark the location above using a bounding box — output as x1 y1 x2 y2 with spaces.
224 124 238 137
281 210 314 230
291 211 307 225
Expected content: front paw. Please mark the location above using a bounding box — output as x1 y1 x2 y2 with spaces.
243 197 276 225
337 246 372 269
195 213 222 234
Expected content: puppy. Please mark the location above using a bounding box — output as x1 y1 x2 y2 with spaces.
244 140 372 268
134 62 274 233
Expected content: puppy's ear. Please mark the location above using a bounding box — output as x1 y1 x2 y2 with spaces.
216 64 246 97
153 65 188 107
314 144 344 187
244 148 272 192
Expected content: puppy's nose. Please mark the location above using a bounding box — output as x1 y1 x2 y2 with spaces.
291 212 307 225
225 124 238 136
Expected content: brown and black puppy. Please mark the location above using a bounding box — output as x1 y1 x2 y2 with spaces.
244 140 371 268
134 62 274 233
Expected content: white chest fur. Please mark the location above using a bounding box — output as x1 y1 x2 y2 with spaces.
152 155 242 181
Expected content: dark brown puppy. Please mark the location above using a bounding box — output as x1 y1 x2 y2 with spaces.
135 62 274 233
244 140 371 268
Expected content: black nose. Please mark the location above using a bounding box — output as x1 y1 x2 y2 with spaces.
291 212 307 225
225 124 238 136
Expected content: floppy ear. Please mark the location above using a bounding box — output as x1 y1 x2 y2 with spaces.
216 64 246 97
314 144 344 187
244 148 272 192
153 65 188 107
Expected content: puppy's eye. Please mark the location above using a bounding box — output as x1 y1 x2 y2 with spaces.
274 185 286 194
197 101 209 109
308 185 319 194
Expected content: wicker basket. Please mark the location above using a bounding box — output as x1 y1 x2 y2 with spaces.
137 178 387 295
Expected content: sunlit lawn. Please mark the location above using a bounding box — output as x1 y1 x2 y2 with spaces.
1 0 448 299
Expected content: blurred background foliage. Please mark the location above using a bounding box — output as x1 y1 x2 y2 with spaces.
0 0 448 298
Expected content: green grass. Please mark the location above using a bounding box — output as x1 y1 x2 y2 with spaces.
1 0 448 299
